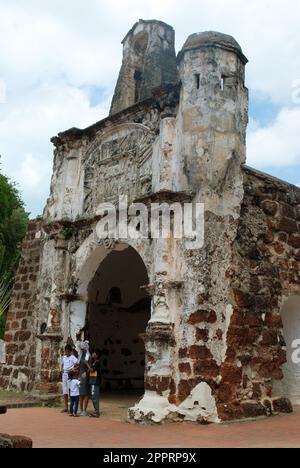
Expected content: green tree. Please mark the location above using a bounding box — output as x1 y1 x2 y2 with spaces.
0 164 29 337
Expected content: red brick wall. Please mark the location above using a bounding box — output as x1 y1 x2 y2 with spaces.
0 219 42 391
216 169 299 420
168 169 298 422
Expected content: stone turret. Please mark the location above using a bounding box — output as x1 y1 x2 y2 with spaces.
110 19 178 115
178 31 248 212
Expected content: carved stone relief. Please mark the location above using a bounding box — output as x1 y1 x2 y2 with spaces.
83 123 156 214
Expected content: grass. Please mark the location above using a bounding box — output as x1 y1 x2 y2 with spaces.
44 400 63 408
0 389 32 402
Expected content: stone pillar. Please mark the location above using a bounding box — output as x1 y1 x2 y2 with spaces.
0 219 42 392
34 332 63 398
33 230 69 398
129 136 186 421
152 117 188 194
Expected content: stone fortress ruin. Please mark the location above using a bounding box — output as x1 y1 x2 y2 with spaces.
0 19 300 424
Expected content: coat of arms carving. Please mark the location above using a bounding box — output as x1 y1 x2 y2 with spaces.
83 123 154 214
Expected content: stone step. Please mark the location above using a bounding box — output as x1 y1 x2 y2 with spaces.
0 402 40 410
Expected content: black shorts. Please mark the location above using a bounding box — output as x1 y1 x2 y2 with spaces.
79 376 89 396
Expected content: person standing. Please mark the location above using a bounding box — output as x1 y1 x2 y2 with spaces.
61 344 78 413
88 349 101 418
69 369 80 417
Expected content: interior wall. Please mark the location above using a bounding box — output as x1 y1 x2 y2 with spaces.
88 247 148 308
87 246 150 389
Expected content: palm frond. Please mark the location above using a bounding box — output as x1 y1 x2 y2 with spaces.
0 277 12 318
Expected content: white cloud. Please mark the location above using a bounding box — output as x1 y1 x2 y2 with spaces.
247 106 300 168
0 0 300 215
0 82 110 215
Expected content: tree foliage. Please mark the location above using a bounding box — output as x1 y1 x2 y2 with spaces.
0 164 29 337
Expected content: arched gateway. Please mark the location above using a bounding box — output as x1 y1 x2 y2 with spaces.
273 296 300 405
70 243 151 391
0 19 299 424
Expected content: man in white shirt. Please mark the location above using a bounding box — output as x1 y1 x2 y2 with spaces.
61 344 78 413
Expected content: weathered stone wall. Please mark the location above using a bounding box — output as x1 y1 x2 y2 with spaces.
145 168 298 423
88 301 150 389
0 21 298 426
110 20 178 115
0 219 42 391
45 84 180 223
218 167 299 420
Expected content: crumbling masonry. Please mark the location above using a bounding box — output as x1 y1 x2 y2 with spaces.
1 19 300 424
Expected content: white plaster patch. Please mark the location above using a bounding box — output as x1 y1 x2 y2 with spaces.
69 301 87 342
273 296 300 404
176 382 220 423
130 391 171 423
0 340 6 364
210 303 234 367
130 383 219 424
12 372 28 389
146 338 172 376
220 304 234 365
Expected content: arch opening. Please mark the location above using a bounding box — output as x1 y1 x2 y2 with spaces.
85 245 151 392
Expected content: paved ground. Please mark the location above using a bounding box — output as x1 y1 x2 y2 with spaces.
1 397 300 448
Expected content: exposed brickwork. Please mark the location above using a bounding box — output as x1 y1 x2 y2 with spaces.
168 169 300 422
1 170 299 423
145 376 173 396
216 169 300 421
0 219 42 392
35 333 64 396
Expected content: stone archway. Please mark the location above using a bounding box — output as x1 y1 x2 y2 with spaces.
85 245 151 390
278 296 300 404
69 241 152 417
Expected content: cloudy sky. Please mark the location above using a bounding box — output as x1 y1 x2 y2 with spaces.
0 0 300 216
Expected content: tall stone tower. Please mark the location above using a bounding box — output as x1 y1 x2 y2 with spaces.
177 31 249 211
110 19 178 115
129 32 251 424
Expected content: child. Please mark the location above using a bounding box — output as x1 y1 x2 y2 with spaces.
68 366 80 417
61 344 78 413
88 349 101 418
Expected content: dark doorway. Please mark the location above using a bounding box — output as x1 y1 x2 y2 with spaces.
86 246 150 391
